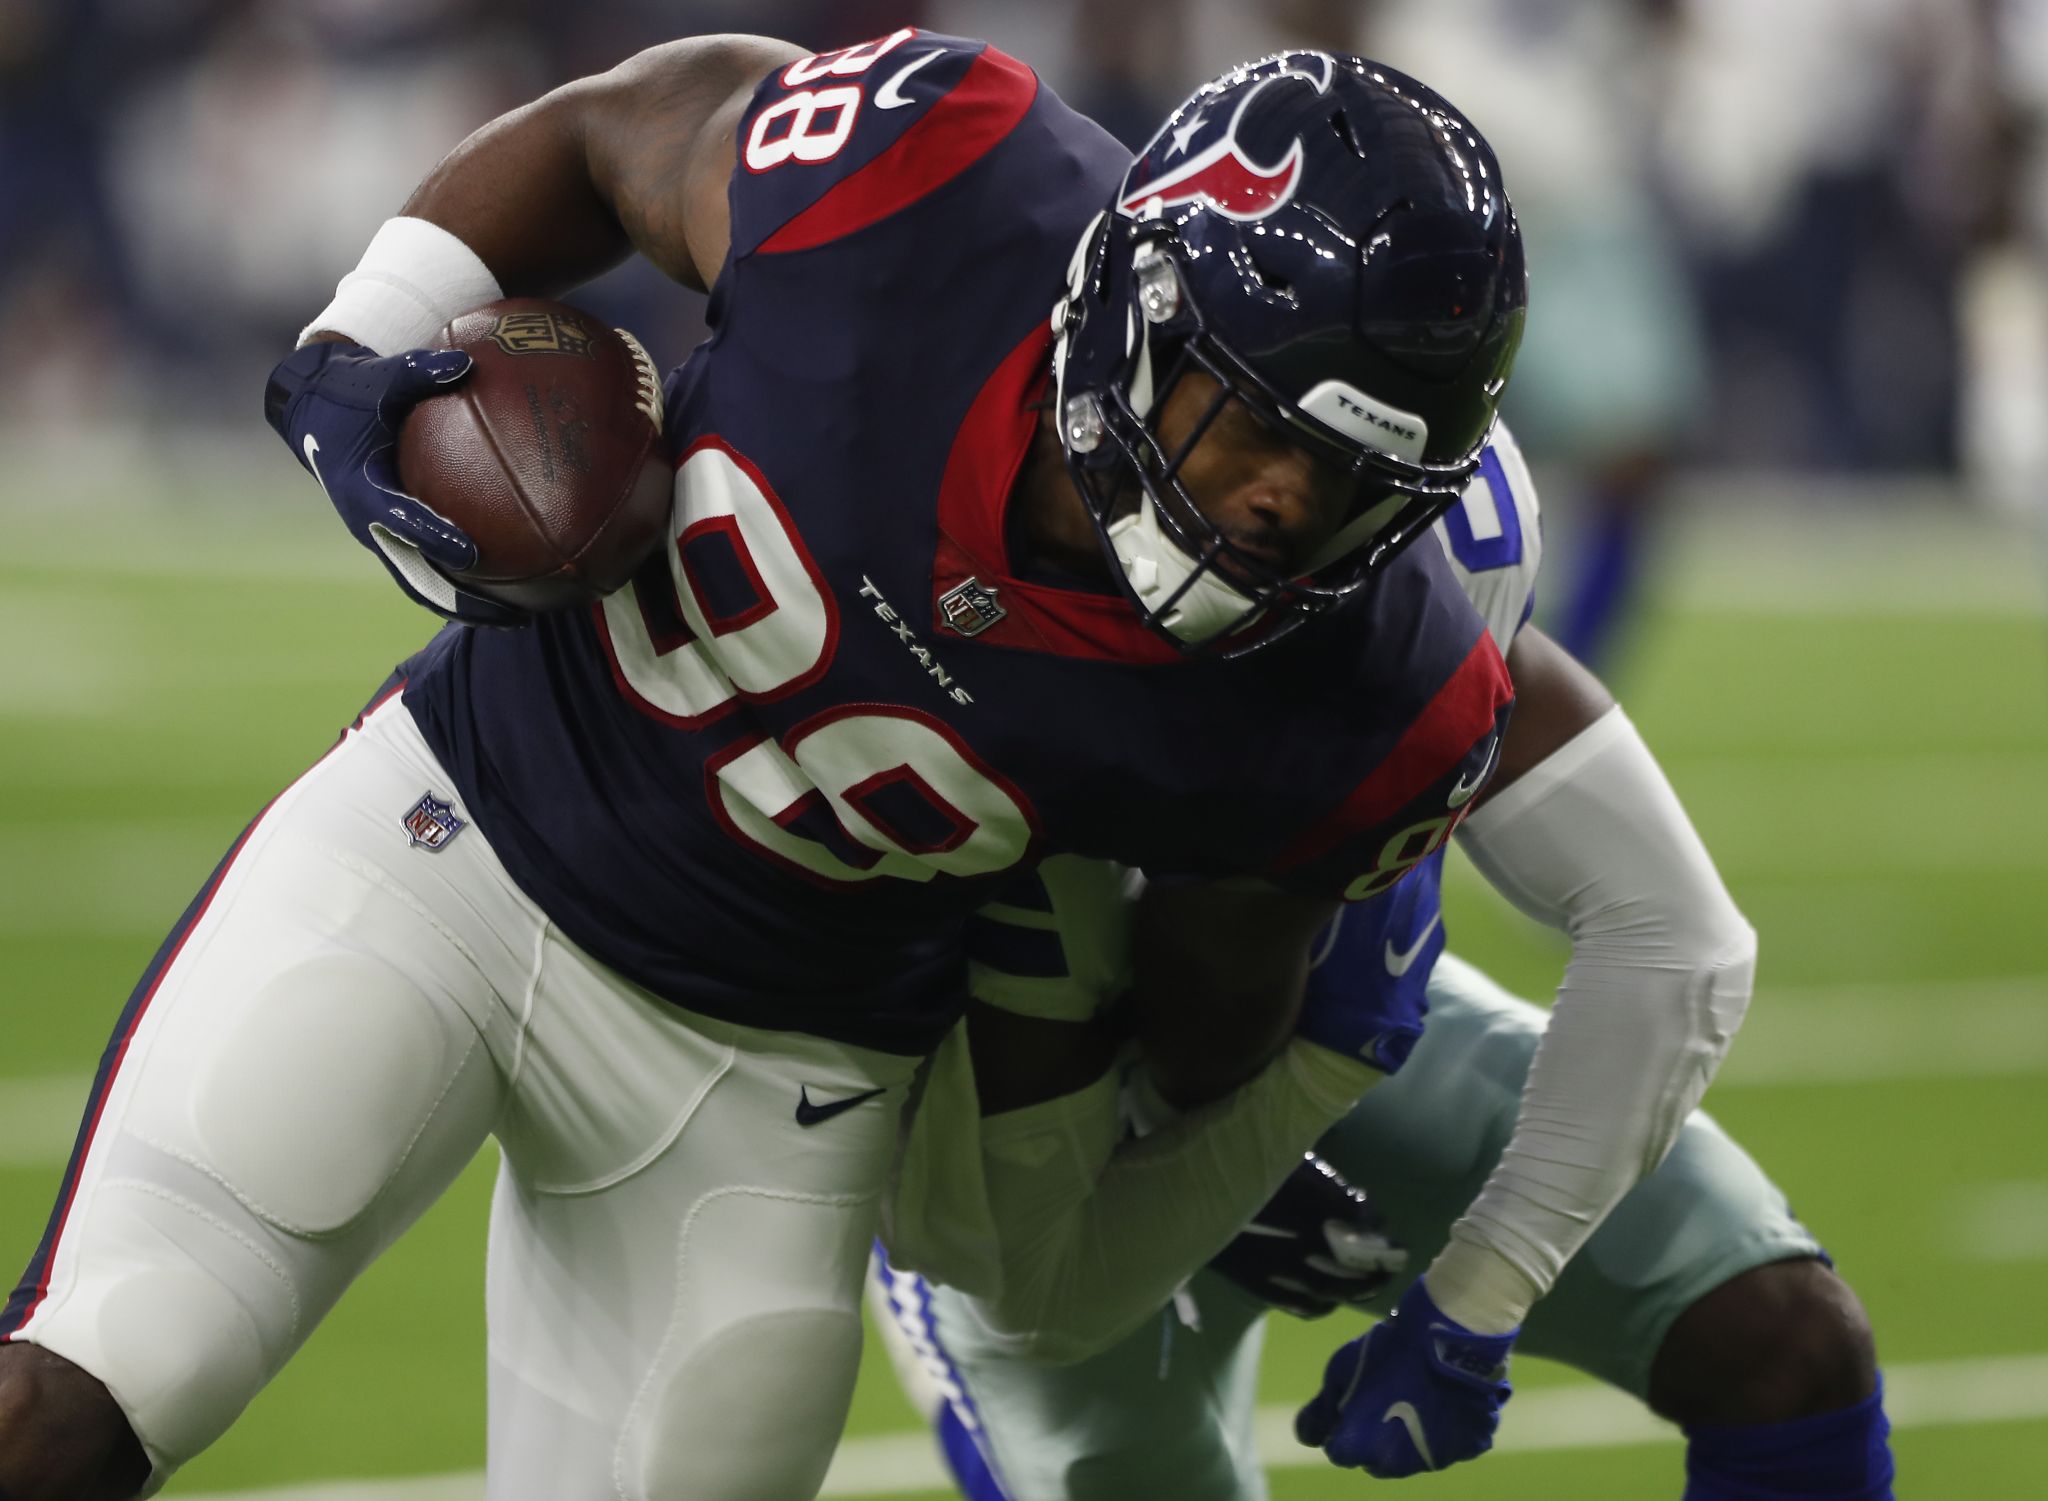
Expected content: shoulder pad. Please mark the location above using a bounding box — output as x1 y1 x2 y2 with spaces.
728 31 1040 262
1431 420 1543 652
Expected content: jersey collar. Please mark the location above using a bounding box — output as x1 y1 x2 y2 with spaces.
932 325 1185 664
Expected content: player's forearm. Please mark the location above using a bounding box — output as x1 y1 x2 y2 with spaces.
1433 706 1755 1333
1130 878 1335 1109
968 1039 1378 1364
305 35 798 349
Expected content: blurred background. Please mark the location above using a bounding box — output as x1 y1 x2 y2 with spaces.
8 0 2048 664
3 1 2046 1497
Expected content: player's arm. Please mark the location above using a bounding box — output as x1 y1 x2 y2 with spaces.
368 34 799 308
1424 623 1755 1332
968 876 1334 1115
882 861 1386 1362
264 37 798 620
1298 626 1757 1476
1127 879 1338 1108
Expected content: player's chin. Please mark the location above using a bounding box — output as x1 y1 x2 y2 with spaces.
1213 539 1299 593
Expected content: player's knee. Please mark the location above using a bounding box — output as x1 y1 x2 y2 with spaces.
1648 1258 1877 1427
184 953 482 1237
0 1341 151 1501
622 1307 862 1501
616 1185 874 1500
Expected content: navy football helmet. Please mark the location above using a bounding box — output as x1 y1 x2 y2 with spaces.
1052 52 1526 654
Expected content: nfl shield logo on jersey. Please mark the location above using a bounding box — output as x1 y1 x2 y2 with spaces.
938 578 1006 637
401 793 465 851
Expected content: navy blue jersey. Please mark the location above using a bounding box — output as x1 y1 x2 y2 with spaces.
402 31 1512 1055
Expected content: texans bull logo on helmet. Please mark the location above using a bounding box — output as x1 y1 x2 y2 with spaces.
1117 54 1335 223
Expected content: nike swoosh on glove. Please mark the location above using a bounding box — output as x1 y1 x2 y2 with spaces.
264 341 528 626
1294 1276 1517 1477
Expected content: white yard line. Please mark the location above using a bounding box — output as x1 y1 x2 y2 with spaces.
5 977 2044 1173
1951 1181 2048 1263
0 1071 91 1168
1719 980 2048 1086
157 1351 2048 1500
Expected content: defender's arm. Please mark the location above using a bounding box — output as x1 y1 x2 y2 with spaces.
968 879 1333 1116
1428 626 1757 1332
893 861 1381 1364
1127 880 1337 1110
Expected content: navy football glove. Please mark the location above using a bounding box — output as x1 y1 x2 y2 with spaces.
264 340 527 626
1295 1277 1517 1477
1208 1153 1407 1318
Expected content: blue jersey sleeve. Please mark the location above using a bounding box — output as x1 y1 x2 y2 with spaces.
1431 420 1544 652
725 30 1041 264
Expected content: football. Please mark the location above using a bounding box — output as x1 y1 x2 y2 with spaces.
396 298 672 614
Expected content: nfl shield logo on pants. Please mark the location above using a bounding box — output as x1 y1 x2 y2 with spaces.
402 793 465 851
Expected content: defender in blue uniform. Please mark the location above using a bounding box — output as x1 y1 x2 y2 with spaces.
871 439 1891 1499
0 33 1631 1501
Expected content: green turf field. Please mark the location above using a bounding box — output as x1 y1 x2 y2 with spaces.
2 482 2045 1497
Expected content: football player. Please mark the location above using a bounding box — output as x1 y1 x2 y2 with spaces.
876 939 1892 1501
0 32 1772 1501
867 424 1890 1499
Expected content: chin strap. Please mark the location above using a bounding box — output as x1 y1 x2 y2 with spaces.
1106 500 1261 644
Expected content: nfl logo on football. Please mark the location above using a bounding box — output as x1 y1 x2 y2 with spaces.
401 793 466 851
938 577 1005 637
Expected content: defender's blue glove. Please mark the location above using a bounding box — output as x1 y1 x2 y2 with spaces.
1295 1277 1517 1477
264 340 527 626
1208 1153 1407 1318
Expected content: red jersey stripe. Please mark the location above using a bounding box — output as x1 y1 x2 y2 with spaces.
758 47 1040 256
927 323 1186 663
1271 635 1513 874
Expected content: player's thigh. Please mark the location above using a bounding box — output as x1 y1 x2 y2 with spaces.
484 938 923 1501
901 1267 1269 1501
2 697 532 1476
1320 954 1821 1396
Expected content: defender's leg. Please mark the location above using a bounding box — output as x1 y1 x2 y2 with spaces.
872 1251 1271 1501
1327 954 1893 1498
1652 1258 1878 1425
1654 1261 1891 1500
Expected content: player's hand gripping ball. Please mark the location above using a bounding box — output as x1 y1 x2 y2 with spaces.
1295 1277 1518 1477
396 299 672 614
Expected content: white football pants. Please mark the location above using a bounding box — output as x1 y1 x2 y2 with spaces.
7 692 918 1500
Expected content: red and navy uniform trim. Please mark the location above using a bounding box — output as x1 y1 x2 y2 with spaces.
0 674 408 1342
759 48 1039 255
1270 635 1513 876
931 326 1183 664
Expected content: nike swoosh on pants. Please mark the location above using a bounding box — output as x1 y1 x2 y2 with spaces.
795 1085 887 1127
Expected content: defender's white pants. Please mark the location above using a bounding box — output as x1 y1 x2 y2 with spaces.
8 694 918 1500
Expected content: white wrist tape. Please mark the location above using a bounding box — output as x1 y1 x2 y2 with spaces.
298 217 504 353
1427 706 1756 1334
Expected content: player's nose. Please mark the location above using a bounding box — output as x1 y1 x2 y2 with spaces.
1231 463 1342 571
